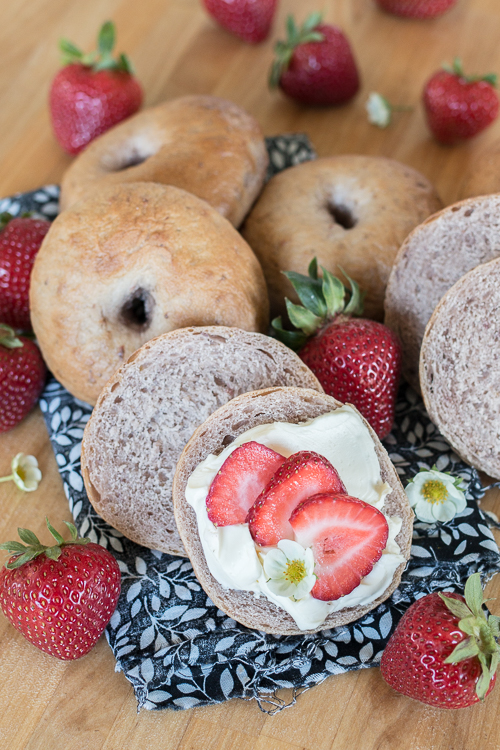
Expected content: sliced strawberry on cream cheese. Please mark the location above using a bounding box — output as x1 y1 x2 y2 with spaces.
246 451 346 547
206 441 285 527
290 492 389 601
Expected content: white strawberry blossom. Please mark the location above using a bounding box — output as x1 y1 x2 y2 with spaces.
0 453 42 492
366 92 392 128
262 539 316 600
405 468 466 523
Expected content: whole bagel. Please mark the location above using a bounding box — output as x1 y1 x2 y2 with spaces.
30 182 269 405
241 155 442 320
59 95 269 227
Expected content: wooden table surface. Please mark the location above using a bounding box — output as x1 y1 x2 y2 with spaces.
1 0 500 748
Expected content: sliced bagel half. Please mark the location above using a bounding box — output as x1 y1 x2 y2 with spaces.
81 327 322 556
173 387 413 634
384 194 500 392
420 257 500 479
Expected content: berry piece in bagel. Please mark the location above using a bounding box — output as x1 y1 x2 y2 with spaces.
81 327 323 556
59 95 268 227
173 386 413 635
384 194 500 392
241 155 442 321
420 257 500 480
30 182 269 405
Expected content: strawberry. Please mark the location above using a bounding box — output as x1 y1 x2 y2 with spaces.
380 574 500 708
202 0 277 44
269 12 360 106
0 519 121 660
49 21 143 155
206 441 286 526
290 492 389 601
246 451 346 547
272 260 402 440
0 213 50 331
375 0 457 19
423 59 499 144
0 325 46 433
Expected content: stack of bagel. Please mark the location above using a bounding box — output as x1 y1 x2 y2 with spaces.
29 92 499 634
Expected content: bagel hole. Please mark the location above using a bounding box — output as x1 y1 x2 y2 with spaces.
114 151 149 171
120 288 155 330
327 201 357 230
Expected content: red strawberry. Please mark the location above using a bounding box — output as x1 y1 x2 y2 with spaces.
0 325 46 433
269 13 360 106
290 492 388 601
49 21 143 154
423 59 499 144
206 441 286 526
202 0 277 44
380 574 500 708
0 213 50 331
375 0 456 19
0 519 121 660
246 451 346 547
272 260 402 440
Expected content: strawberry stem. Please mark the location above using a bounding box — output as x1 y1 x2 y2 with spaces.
269 12 325 88
59 20 134 74
0 518 90 570
442 57 497 87
0 324 23 350
271 258 365 348
439 573 500 700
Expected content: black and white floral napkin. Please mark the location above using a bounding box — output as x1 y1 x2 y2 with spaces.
5 136 500 712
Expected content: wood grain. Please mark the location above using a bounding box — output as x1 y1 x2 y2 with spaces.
1 1 500 748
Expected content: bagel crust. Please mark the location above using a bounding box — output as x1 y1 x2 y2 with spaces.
30 183 269 405
241 155 442 321
59 95 268 227
173 387 413 635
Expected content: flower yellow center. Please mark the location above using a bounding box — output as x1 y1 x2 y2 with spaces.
15 467 26 482
284 559 306 584
422 479 448 505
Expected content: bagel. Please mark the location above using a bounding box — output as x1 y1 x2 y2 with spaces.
173 386 413 635
241 155 442 321
420 257 500 479
59 95 268 227
384 194 500 392
30 182 269 405
81 327 323 556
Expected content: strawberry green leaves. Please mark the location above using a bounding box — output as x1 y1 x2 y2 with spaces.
0 517 90 569
439 573 500 701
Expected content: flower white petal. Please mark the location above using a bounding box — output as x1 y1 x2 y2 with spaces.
293 575 316 600
304 546 315 572
277 539 306 561
412 499 437 524
263 548 287 579
431 499 458 523
366 92 391 128
11 453 42 492
267 577 296 598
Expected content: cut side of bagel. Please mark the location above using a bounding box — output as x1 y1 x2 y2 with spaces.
173 387 413 635
385 194 500 392
420 257 500 479
81 327 323 556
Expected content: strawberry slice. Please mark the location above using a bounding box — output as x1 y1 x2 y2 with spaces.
290 492 389 601
206 441 286 527
246 451 346 547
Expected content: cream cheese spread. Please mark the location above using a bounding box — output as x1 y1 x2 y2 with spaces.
186 405 406 630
